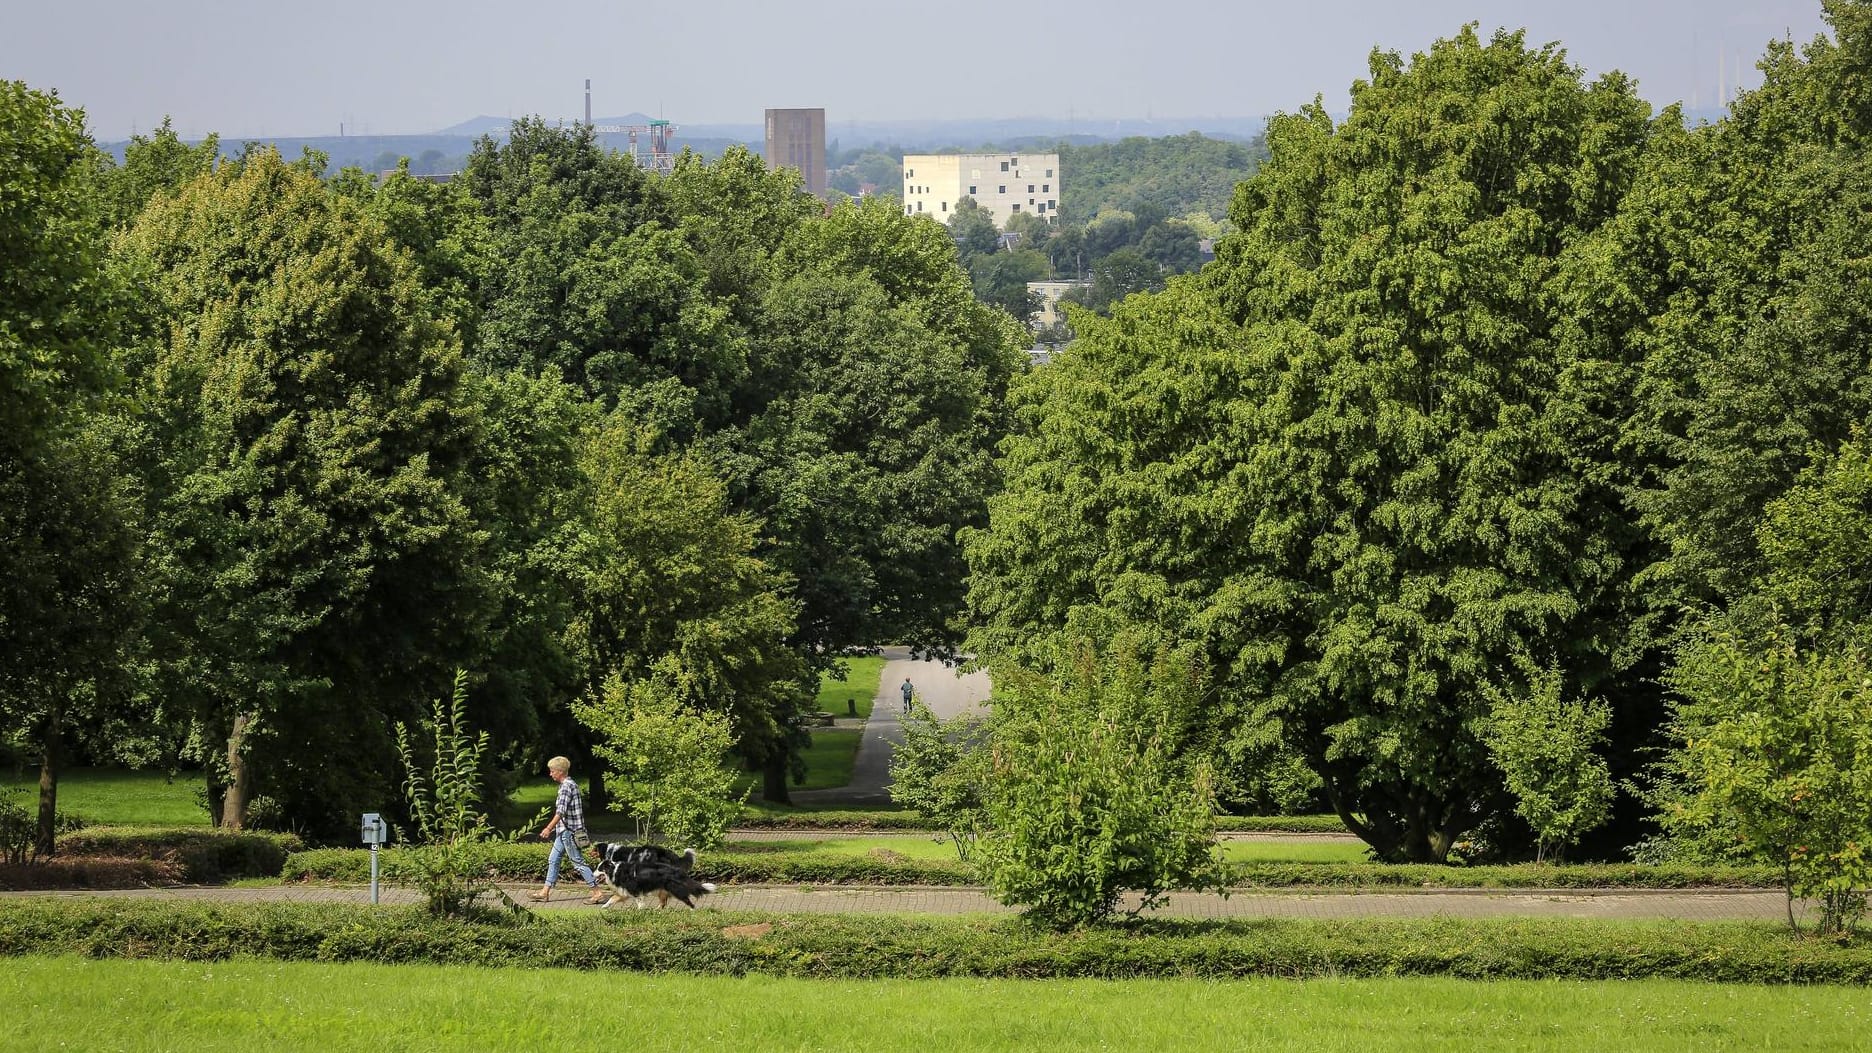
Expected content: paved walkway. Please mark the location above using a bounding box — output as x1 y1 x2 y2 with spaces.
0 882 1806 922
790 646 990 805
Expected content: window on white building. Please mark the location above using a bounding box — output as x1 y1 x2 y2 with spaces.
969 185 977 195
1000 161 1008 171
941 201 947 211
1011 203 1021 211
1046 168 1054 177
1043 183 1050 192
998 185 1005 193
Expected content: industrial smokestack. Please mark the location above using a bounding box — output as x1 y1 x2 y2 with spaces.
585 79 592 126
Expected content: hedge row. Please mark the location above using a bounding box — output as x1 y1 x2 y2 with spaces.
734 809 943 830
280 845 1782 890
1 899 1865 982
732 811 1348 834
50 827 302 884
1215 815 1348 834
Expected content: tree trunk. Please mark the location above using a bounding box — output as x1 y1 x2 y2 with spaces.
34 714 60 859
761 753 791 805
220 712 253 831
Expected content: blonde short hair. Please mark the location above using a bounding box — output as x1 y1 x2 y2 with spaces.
547 756 571 774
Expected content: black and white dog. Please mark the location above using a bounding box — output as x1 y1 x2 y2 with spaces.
591 842 717 909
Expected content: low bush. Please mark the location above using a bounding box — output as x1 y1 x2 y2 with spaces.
734 808 942 831
0 899 1868 982
53 827 302 883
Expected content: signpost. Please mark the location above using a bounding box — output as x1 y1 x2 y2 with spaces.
360 812 388 904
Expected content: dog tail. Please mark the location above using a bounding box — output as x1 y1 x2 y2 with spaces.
701 881 717 893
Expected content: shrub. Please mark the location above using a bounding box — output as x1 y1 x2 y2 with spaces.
978 646 1224 927
1661 627 1872 935
1480 665 1615 863
54 826 298 882
574 672 744 848
392 672 514 917
0 789 84 864
888 702 990 860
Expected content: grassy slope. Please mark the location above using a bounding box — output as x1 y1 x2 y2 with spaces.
5 956 1867 1052
714 836 1369 865
817 655 886 719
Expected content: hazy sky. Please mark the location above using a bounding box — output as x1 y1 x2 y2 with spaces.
0 0 1831 141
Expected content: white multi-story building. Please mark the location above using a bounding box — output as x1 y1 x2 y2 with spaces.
901 152 1060 227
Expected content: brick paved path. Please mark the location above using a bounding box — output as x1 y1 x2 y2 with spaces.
1 883 1806 923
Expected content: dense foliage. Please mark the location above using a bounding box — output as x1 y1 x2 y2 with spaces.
964 2 1872 906
0 88 1022 843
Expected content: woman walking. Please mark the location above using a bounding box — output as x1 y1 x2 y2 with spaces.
530 755 605 904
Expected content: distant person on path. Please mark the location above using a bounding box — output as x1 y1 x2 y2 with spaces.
531 756 604 904
900 677 914 715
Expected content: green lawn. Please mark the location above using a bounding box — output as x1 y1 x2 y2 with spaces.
5 957 1865 1052
2 767 207 828
1219 838 1370 864
817 655 885 719
730 729 862 796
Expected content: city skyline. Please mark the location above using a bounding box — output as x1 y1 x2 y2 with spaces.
0 0 1831 142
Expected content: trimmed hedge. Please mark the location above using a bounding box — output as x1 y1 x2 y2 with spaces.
51 827 302 883
733 811 1348 834
1216 815 1348 834
734 809 943 831
282 844 976 886
281 845 1782 890
0 899 1866 982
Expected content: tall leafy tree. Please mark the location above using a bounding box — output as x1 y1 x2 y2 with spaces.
0 82 145 854
969 28 1657 861
119 149 487 835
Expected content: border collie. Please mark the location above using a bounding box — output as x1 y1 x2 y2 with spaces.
591 842 717 909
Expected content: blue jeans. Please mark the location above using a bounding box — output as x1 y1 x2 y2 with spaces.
544 828 596 888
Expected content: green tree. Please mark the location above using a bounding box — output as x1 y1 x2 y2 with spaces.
0 82 146 856
968 28 1656 862
566 413 807 799
947 196 1001 262
99 116 220 227
119 148 487 836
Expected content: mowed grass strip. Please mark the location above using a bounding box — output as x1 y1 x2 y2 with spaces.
5 956 1868 1053
4 768 208 828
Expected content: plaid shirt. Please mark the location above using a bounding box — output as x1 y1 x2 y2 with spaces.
555 776 586 833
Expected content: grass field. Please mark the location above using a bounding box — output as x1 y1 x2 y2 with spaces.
818 655 886 719
2 767 207 828
4 956 1865 1052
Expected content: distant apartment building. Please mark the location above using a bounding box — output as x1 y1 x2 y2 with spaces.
901 152 1060 227
1026 280 1089 328
765 108 826 198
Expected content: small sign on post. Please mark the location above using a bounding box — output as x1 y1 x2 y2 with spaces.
360 812 388 904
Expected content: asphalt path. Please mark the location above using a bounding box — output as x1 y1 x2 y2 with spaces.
789 646 989 805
